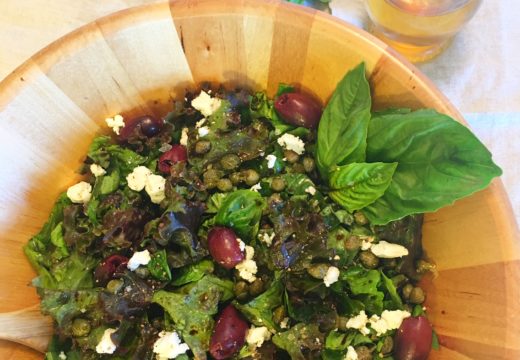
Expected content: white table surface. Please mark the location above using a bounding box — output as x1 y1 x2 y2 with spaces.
0 0 518 225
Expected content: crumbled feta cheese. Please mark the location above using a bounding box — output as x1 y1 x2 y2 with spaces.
179 127 189 146
198 126 210 137
96 328 117 354
145 174 166 204
368 310 411 336
266 154 277 169
246 326 271 348
333 255 341 261
58 351 67 360
345 346 358 360
259 231 275 247
105 114 125 135
153 331 190 360
370 241 409 258
250 183 262 192
237 238 246 252
323 266 340 287
305 186 316 196
361 240 373 251
236 245 257 282
346 311 370 335
67 181 92 204
195 118 207 128
127 250 151 271
90 164 106 177
191 90 222 117
279 317 290 329
127 166 152 191
277 133 305 155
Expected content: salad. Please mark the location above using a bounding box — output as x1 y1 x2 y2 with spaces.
25 63 501 360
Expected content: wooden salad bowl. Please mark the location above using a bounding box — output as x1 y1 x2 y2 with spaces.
0 1 518 359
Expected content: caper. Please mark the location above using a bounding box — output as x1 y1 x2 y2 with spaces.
71 318 91 337
291 163 306 173
416 259 436 274
243 169 260 186
284 150 299 163
354 211 368 225
345 235 361 251
302 157 315 173
195 140 211 154
249 278 265 296
402 283 413 301
106 279 124 294
271 177 286 192
409 287 426 304
229 172 242 185
359 251 379 269
217 178 233 192
382 258 397 269
380 336 393 354
135 266 150 279
220 154 241 170
234 281 249 301
355 346 373 360
203 168 222 189
307 263 330 279
391 274 408 288
273 306 286 325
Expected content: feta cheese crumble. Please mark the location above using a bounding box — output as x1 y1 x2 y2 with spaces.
346 310 370 335
153 331 190 360
126 166 152 191
105 114 125 135
95 328 117 354
90 164 106 177
67 181 92 204
235 245 257 283
345 346 358 360
305 186 316 196
58 351 67 360
259 231 275 247
179 127 189 146
197 126 210 137
127 250 151 271
246 326 271 349
266 154 277 169
279 317 290 329
370 241 409 258
368 310 411 336
145 174 166 204
277 133 305 155
250 183 262 192
323 266 340 287
191 90 222 117
237 238 246 252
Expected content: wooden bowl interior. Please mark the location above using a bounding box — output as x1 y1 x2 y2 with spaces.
0 1 518 359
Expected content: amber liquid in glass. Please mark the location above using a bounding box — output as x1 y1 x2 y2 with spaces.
365 0 482 62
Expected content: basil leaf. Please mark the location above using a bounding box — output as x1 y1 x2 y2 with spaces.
364 109 502 225
147 250 172 281
214 190 266 241
316 63 371 178
329 162 397 211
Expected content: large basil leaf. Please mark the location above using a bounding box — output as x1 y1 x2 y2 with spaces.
316 63 371 179
329 162 397 211
214 190 266 241
364 109 502 224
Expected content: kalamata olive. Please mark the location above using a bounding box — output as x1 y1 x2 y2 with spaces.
158 144 187 174
209 305 249 359
394 316 433 360
119 115 163 139
207 227 244 269
94 254 128 287
274 92 322 128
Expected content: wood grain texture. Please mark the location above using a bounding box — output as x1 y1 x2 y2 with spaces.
0 1 518 359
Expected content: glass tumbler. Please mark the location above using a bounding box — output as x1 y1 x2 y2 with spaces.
365 0 483 62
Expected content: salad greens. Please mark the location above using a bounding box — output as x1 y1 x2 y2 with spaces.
25 63 500 360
